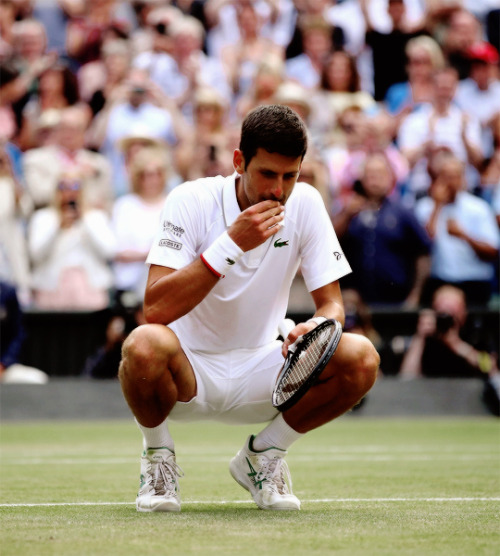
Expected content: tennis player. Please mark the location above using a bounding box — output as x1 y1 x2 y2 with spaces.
119 104 380 512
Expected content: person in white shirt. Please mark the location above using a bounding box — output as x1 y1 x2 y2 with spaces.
89 68 179 198
285 15 333 89
112 146 170 306
28 177 116 311
398 66 483 201
415 154 499 306
118 105 380 513
134 15 231 121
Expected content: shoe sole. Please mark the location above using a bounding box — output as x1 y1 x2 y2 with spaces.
136 498 181 512
229 455 300 511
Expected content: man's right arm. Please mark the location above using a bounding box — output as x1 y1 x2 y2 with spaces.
144 199 285 325
143 262 220 325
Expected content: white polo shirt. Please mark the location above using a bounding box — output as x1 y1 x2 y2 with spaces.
146 173 351 352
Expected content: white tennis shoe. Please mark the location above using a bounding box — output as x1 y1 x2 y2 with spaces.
229 435 301 510
136 447 183 512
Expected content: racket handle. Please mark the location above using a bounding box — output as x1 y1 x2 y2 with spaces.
278 318 296 340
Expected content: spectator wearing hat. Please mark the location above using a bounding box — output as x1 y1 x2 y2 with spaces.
23 104 113 211
274 79 332 155
174 87 237 182
235 55 285 121
455 41 500 159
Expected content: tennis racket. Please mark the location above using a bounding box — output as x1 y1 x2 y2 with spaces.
272 319 343 411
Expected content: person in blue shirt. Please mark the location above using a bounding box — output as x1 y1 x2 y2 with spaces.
333 152 431 307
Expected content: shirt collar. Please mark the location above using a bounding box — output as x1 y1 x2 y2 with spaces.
223 173 241 228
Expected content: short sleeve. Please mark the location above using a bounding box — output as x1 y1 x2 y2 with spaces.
146 186 201 270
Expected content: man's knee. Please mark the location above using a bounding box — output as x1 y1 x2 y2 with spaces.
336 333 379 392
119 324 177 382
355 336 380 392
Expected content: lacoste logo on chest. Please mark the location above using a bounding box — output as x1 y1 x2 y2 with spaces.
274 238 289 248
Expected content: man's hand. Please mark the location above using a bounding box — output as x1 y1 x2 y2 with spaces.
415 309 436 338
429 177 452 205
228 200 285 252
446 218 464 239
281 320 319 358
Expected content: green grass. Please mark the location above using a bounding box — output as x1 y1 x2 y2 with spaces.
1 418 499 555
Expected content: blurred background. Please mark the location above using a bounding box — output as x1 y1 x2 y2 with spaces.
0 0 499 417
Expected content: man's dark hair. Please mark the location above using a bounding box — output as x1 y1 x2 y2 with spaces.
239 104 308 167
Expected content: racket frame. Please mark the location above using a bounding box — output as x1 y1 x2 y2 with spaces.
272 319 343 412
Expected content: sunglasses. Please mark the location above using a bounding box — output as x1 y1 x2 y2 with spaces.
58 181 81 191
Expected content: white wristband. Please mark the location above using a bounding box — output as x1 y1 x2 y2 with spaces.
307 316 328 326
200 231 244 279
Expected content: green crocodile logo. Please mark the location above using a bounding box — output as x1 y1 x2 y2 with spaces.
274 238 289 248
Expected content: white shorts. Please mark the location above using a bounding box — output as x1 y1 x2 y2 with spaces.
169 341 284 425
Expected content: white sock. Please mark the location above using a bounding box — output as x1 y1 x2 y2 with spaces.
136 418 174 452
252 413 303 451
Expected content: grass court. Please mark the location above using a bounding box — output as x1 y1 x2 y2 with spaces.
1 417 499 555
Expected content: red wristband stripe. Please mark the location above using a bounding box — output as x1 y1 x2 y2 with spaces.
200 254 224 279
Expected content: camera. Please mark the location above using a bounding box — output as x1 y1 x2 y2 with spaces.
208 145 217 162
435 312 455 334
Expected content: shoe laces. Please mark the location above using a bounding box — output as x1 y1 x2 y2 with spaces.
145 454 184 497
255 454 293 495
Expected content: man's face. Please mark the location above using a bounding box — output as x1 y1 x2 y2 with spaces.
439 160 463 196
57 113 86 151
362 155 393 199
470 61 492 90
433 71 457 104
388 0 405 24
233 148 302 210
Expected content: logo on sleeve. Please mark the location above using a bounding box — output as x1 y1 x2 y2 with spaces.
274 238 289 248
333 251 342 260
159 239 183 250
225 257 235 265
163 221 185 237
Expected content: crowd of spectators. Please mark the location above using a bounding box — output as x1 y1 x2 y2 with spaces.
0 0 499 388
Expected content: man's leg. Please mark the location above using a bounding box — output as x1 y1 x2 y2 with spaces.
119 323 196 427
282 332 379 433
118 323 197 512
230 333 379 510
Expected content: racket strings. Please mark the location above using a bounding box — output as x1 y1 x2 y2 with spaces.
278 330 333 396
